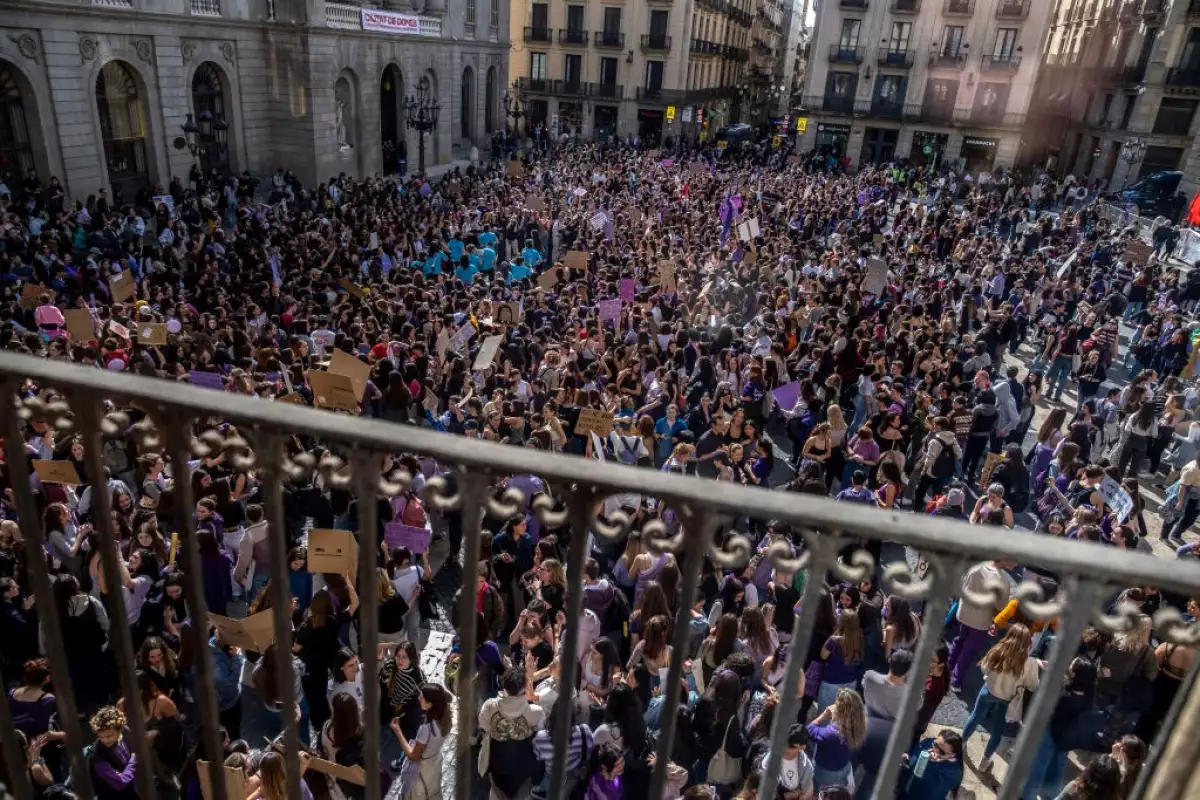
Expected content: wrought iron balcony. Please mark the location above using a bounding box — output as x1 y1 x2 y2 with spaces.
928 50 967 68
558 28 589 46
943 0 974 14
591 82 624 100
0 353 1197 800
822 93 857 114
870 98 904 117
829 44 865 63
891 0 921 11
691 38 724 55
878 49 915 68
1117 63 1147 83
594 30 625 48
523 25 553 43
636 86 688 103
996 0 1030 17
981 53 1022 72
517 76 552 93
920 103 956 123
640 34 673 52
549 79 590 97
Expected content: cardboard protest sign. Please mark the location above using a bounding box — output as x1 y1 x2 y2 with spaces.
109 271 137 303
435 327 452 359
276 393 305 404
451 322 476 350
978 452 1005 491
597 298 622 324
507 160 523 178
19 283 53 310
307 758 367 786
307 528 359 574
565 251 589 271
493 301 521 326
338 278 364 298
659 260 677 294
138 323 168 346
197 762 246 800
538 267 560 290
1122 240 1153 265
743 250 758 268
329 350 371 400
423 388 439 414
109 321 130 340
619 278 636 302
590 431 606 461
306 370 360 412
574 408 614 438
873 234 885 245
32 460 82 485
526 194 547 212
209 609 276 652
384 522 432 553
63 308 96 341
473 334 505 371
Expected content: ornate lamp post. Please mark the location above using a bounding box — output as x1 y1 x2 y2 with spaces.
405 76 441 175
503 81 528 140
1120 136 1147 190
177 110 228 168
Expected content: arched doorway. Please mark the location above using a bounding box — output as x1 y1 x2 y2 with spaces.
460 67 474 141
0 63 35 195
95 61 149 204
191 62 231 177
485 66 496 134
381 65 404 174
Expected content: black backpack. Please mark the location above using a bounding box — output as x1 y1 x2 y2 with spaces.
603 588 633 661
931 437 956 479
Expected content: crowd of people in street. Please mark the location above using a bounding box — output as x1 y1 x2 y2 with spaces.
1 136 1200 800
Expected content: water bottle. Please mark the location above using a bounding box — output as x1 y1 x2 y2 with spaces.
912 748 931 779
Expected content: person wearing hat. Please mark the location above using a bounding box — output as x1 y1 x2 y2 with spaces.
970 484 1014 528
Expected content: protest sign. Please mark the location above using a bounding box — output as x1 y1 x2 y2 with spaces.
1100 476 1135 523
538 267 560 290
384 522 432 553
575 408 615 438
209 610 275 652
507 160 523 177
473 334 504 371
109 271 137 303
32 460 82 485
330 350 371 400
435 327 452 359
189 370 226 390
197 763 246 800
619 278 635 302
306 370 360 412
597 298 622 324
659 260 677 294
590 431 606 461
493 301 521 326
1122 240 1153 265
307 528 359 574
451 322 476 351
63 308 96 341
772 381 802 412
19 283 52 309
338 278 364 298
526 194 547 212
865 257 888 296
138 323 168 346
566 250 589 271
307 759 367 786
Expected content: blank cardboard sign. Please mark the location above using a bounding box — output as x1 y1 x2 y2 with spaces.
329 350 371 400
308 758 367 786
32 460 82 485
109 271 136 303
197 762 246 800
307 370 359 412
19 283 53 310
63 308 96 341
209 609 276 652
307 528 359 574
565 250 588 271
473 334 505 371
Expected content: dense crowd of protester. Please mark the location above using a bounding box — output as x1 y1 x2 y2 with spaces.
0 137 1198 800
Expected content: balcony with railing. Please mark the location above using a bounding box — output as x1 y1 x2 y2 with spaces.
591 82 624 100
524 25 553 43
996 0 1030 17
822 93 856 114
920 102 957 123
190 0 221 15
1189 0 1200 17
840 0 869 7
871 98 905 117
595 31 625 48
1 353 1198 800
957 106 1025 126
517 76 552 93
636 86 688 103
943 0 974 13
891 0 921 11
1141 0 1167 19
981 53 1022 72
1166 67 1200 87
1117 63 1147 83
691 38 724 55
929 50 966 68
640 34 672 52
878 49 915 68
828 44 865 63
558 28 589 46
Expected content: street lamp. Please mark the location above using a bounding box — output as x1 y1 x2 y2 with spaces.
503 81 528 138
405 76 441 175
176 111 228 165
1120 136 1147 190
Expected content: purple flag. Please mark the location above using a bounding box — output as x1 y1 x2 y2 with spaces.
385 522 431 553
598 298 621 323
189 370 226 391
772 381 803 412
718 198 733 225
419 182 432 198
381 252 393 274
269 254 281 287
619 278 635 302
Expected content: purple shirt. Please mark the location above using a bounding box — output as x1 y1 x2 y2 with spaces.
92 739 137 791
807 722 853 770
848 436 881 464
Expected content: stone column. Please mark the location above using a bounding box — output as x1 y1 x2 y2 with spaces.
894 127 914 161
154 36 194 185
42 28 104 198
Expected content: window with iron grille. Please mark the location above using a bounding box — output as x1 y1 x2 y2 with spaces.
466 0 476 26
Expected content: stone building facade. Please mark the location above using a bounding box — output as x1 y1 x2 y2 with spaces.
1 0 510 205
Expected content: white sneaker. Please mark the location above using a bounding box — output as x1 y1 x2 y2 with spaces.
979 755 994 773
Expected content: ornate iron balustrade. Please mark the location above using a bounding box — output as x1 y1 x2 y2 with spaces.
1 353 1199 800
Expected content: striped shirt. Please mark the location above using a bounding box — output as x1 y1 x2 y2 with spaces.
379 660 422 711
533 723 593 770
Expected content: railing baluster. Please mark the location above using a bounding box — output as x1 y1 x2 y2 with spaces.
760 534 838 800
168 419 228 800
871 557 965 799
0 387 93 797
997 579 1105 800
260 433 301 800
0 677 34 800
79 400 157 800
649 507 718 799
1132 638 1200 800
351 452 381 800
453 470 487 799
547 491 596 799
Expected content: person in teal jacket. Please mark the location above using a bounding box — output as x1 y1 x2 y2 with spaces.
901 730 964 799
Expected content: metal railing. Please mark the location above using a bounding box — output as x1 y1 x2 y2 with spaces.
891 0 921 11
1166 67 1200 87
1 353 1199 800
594 30 625 48
640 34 673 52
190 0 221 14
558 28 589 45
523 25 553 42
996 0 1030 17
981 53 1022 72
828 44 865 63
943 0 974 13
929 50 966 67
636 86 688 103
878 49 915 67
822 93 857 114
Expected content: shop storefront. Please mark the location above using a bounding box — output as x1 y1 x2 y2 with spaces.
960 136 998 173
860 127 899 165
911 131 948 167
814 122 851 158
593 106 618 140
558 102 583 138
637 108 664 146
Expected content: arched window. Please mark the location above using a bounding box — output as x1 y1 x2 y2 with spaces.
191 62 230 176
96 61 149 203
0 64 34 191
461 68 474 140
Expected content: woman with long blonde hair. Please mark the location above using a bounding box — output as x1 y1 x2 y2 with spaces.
962 623 1042 772
250 749 312 800
825 404 849 491
816 610 864 713
807 687 866 792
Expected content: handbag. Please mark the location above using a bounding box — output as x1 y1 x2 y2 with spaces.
707 717 743 785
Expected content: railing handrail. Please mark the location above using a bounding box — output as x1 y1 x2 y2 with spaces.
7 352 1200 594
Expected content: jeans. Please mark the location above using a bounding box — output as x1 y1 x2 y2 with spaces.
1165 497 1200 541
813 763 853 795
1046 355 1072 400
947 624 990 686
1124 301 1145 322
1021 731 1069 800
961 685 1010 759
